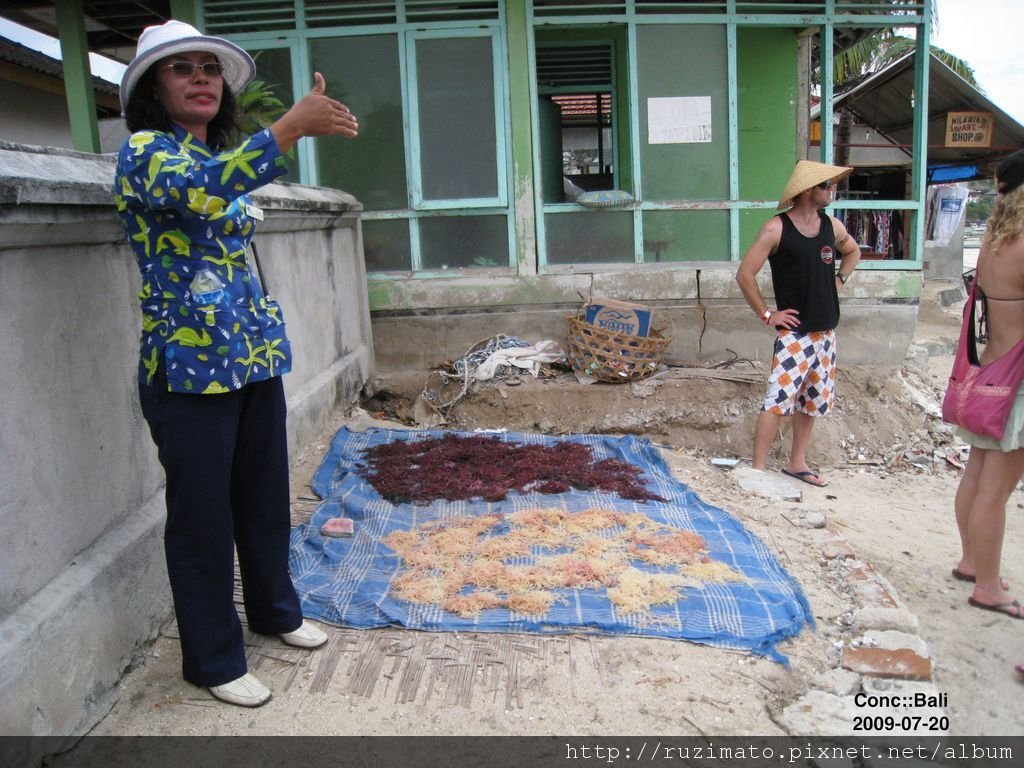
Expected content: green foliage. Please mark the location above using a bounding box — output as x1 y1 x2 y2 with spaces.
233 52 288 141
966 196 992 224
814 30 978 90
236 78 287 136
234 70 296 161
966 181 995 224
967 200 989 220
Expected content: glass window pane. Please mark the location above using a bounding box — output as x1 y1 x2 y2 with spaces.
416 37 498 200
545 212 634 265
363 219 412 272
419 216 509 270
643 211 729 262
247 48 297 178
636 25 728 201
311 35 408 210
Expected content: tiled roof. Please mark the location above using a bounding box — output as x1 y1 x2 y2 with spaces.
0 35 119 98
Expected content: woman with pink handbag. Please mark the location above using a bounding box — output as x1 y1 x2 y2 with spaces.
950 149 1024 621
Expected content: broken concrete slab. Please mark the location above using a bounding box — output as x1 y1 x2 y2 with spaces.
853 606 920 634
856 678 949 735
812 667 861 697
862 676 947 707
733 466 802 500
778 689 859 735
820 534 857 561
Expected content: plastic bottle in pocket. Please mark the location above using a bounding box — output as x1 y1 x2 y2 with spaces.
190 268 225 306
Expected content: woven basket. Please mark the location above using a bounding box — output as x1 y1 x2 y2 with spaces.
566 316 671 383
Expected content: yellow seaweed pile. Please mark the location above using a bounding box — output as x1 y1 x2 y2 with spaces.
382 507 745 618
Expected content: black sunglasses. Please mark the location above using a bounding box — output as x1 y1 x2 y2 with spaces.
162 61 224 78
816 180 836 190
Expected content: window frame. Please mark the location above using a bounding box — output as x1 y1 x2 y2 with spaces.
406 28 510 211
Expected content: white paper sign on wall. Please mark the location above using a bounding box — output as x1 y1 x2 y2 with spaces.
648 96 712 144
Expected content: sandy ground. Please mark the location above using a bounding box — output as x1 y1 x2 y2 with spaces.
64 280 1023 742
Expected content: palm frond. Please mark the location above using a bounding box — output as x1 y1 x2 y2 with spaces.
815 31 978 91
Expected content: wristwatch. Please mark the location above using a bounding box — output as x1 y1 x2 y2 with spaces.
837 272 849 285
761 308 773 324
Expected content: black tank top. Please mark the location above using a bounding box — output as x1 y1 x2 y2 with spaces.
768 211 841 333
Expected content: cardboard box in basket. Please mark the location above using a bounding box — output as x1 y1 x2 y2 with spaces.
583 297 652 337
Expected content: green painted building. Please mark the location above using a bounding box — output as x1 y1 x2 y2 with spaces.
50 0 937 367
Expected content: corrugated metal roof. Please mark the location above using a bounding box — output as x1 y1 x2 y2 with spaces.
0 36 121 118
3 0 905 61
0 36 118 94
2 1 171 61
816 51 1024 178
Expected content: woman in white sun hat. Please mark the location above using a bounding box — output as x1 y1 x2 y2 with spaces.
114 20 358 708
736 160 860 489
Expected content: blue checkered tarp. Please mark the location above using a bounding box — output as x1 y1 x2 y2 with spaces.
289 427 813 663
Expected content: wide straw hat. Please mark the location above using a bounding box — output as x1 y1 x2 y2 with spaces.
119 20 255 113
777 160 854 210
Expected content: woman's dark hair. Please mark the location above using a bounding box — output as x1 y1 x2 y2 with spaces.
124 61 239 151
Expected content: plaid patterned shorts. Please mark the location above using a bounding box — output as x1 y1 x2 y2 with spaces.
762 329 837 416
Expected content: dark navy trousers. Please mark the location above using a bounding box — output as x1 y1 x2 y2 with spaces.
140 369 302 687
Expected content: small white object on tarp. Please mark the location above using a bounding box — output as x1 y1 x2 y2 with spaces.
475 339 566 381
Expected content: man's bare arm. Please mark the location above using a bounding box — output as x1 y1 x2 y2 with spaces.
831 217 861 284
736 217 798 328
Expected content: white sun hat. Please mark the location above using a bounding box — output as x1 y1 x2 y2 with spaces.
777 160 854 210
119 20 256 113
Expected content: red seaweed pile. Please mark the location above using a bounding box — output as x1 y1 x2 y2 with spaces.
359 434 667 504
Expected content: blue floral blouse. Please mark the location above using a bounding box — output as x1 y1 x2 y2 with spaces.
114 125 290 395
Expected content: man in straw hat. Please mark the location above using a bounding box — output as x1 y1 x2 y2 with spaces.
735 160 861 487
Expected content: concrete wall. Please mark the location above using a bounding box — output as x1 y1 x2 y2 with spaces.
0 141 372 738
0 79 78 150
924 220 968 281
0 79 127 154
370 267 922 372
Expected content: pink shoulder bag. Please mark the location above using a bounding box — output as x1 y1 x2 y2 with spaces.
941 280 1024 440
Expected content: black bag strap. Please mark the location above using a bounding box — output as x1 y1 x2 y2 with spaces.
249 241 271 298
964 278 980 366
963 268 989 343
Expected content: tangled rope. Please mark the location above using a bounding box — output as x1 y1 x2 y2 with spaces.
421 335 534 419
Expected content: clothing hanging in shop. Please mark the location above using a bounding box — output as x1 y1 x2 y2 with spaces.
836 209 904 259
924 185 970 246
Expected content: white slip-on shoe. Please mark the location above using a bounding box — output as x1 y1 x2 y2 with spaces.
209 673 272 707
279 619 328 649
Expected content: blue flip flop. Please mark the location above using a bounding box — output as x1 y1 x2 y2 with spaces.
781 468 829 487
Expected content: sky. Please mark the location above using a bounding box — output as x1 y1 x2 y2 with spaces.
930 0 1024 124
0 0 1021 123
0 16 127 85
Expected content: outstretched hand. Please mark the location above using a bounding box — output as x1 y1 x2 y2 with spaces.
301 73 359 137
270 72 359 154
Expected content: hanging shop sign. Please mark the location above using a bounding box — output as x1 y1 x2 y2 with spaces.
945 111 994 148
